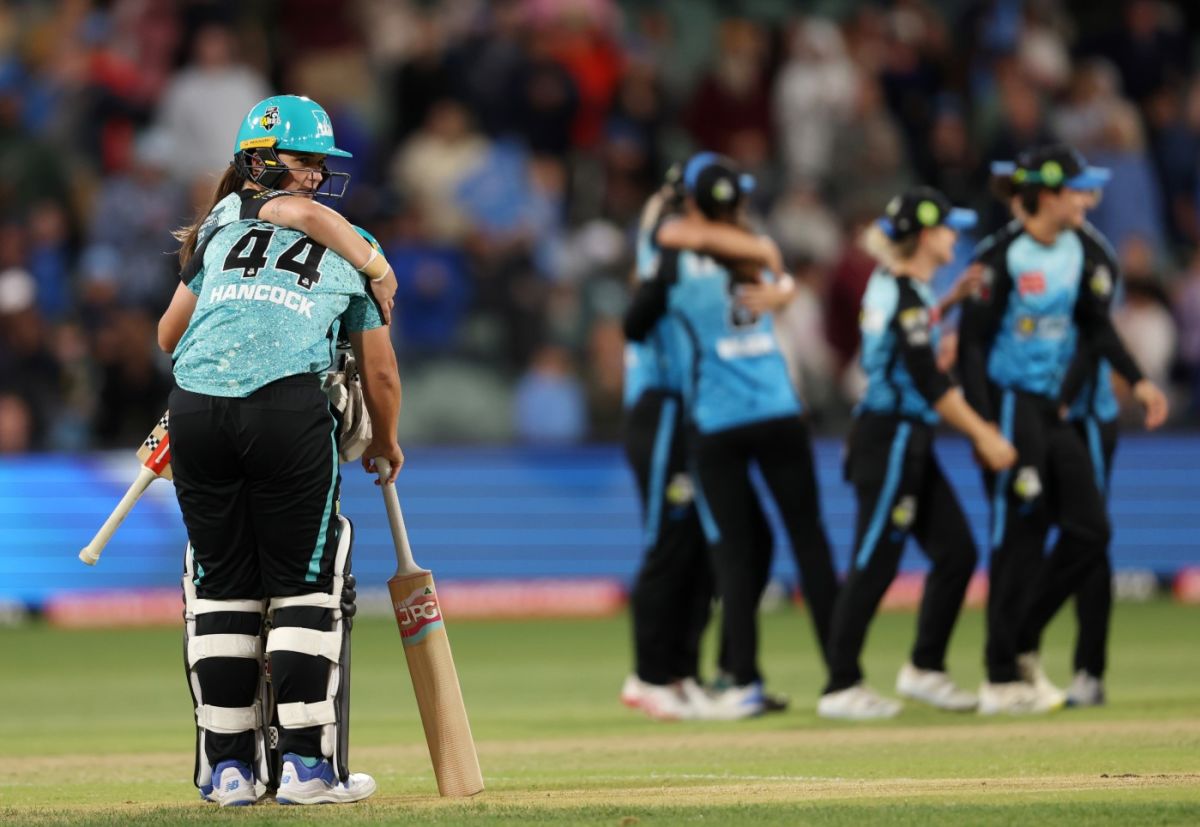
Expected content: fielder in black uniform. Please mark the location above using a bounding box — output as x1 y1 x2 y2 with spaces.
818 187 1016 720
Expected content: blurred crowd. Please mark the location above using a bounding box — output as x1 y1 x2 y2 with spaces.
1 0 1200 451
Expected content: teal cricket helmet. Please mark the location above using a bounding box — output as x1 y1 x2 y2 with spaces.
234 95 352 158
232 95 352 197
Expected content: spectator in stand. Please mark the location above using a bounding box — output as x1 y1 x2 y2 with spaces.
382 202 472 359
391 98 490 244
85 128 185 311
1113 235 1178 401
1175 249 1200 417
1085 106 1167 255
514 344 587 444
1144 80 1200 249
683 18 772 161
0 268 63 450
772 17 857 187
154 21 270 181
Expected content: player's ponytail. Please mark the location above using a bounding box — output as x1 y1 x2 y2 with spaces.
859 222 919 270
172 165 245 267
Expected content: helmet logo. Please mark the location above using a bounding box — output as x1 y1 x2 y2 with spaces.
712 177 735 202
312 109 334 139
916 200 940 227
260 105 280 131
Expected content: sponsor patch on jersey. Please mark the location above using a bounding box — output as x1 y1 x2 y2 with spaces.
860 307 888 334
1018 271 1046 295
1090 265 1113 298
891 495 917 530
665 472 695 506
715 332 776 360
1013 466 1043 501
898 307 930 346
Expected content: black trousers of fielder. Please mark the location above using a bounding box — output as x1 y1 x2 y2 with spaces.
825 415 978 694
1049 416 1118 678
983 389 1110 683
624 391 772 685
692 415 838 686
171 374 343 767
624 390 711 686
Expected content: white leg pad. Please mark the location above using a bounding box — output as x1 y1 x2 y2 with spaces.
264 514 356 781
197 703 262 733
276 699 338 728
266 627 342 662
182 544 269 797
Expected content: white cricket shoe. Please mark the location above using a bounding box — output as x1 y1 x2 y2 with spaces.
639 681 697 721
210 760 258 807
1066 670 1106 707
895 663 978 712
1017 651 1068 709
978 680 1064 715
817 684 902 720
620 674 648 709
702 681 767 720
276 754 377 805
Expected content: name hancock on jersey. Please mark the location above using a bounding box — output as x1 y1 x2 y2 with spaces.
207 283 316 318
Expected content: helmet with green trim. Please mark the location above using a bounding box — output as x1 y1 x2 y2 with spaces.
232 95 353 197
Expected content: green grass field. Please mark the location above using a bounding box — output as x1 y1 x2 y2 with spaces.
1 600 1197 825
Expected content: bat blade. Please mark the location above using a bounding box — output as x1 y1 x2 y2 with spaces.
79 410 173 565
388 572 484 797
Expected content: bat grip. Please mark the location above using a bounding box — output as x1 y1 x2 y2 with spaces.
375 458 421 576
79 466 157 565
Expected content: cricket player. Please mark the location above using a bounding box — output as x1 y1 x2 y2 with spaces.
625 152 838 719
987 162 1168 707
956 144 1168 714
157 95 401 806
620 164 785 720
818 187 1016 720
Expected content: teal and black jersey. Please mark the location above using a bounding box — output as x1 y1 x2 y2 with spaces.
957 221 1141 421
196 189 293 248
172 219 384 397
856 270 951 424
623 214 685 407
666 251 800 434
1063 222 1122 423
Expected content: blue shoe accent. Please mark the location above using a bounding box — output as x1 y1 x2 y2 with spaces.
213 759 253 787
280 752 334 785
199 784 213 801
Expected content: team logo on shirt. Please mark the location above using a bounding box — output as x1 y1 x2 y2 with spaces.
1090 265 1113 298
260 105 280 131
1018 271 1046 295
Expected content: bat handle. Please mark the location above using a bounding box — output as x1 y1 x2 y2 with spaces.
79 466 158 566
375 458 421 576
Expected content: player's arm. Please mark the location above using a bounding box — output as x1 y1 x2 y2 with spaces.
894 286 1015 471
623 249 680 342
956 252 1010 422
158 234 210 353
936 263 984 318
349 325 402 482
656 217 784 275
253 193 397 323
1072 264 1168 429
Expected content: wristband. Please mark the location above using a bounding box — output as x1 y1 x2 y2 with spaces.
357 248 391 282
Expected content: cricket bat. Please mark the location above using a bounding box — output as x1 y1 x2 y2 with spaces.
79 411 173 566
375 458 484 797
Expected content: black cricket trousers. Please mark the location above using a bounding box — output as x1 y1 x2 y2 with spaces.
825 414 977 694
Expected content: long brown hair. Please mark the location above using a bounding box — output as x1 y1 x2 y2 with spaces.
172 166 245 267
